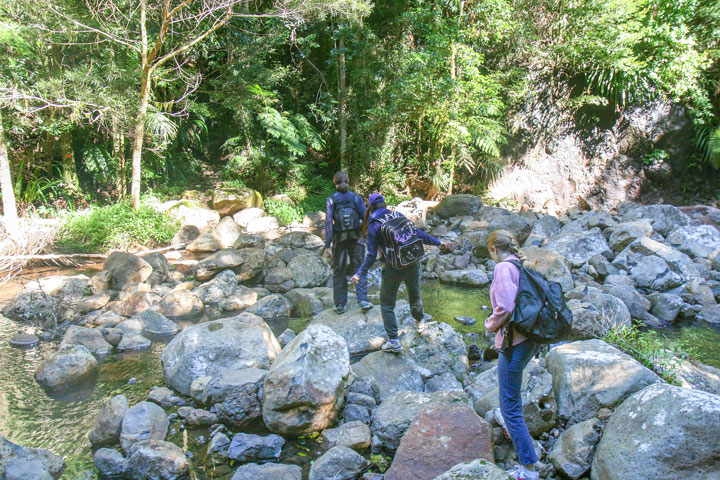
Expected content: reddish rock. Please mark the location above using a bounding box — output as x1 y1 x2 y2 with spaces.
384 403 494 480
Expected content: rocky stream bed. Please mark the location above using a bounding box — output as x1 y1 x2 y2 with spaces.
2 193 720 480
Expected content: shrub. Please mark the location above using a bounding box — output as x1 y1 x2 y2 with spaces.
57 201 179 253
264 198 303 226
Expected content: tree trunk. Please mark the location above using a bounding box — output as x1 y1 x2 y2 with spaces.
130 72 150 209
112 122 126 200
60 131 80 194
337 37 348 172
0 111 19 238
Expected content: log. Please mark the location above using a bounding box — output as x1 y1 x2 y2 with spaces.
0 243 188 262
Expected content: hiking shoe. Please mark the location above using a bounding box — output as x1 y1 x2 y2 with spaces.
506 466 539 480
381 339 403 353
416 319 436 333
334 305 345 314
359 301 373 311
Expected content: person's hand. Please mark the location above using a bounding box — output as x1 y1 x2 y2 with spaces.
326 248 333 259
350 274 360 285
440 241 456 252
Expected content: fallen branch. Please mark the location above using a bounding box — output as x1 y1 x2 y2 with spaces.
0 243 188 264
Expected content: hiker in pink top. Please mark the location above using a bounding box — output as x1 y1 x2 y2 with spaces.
485 230 539 480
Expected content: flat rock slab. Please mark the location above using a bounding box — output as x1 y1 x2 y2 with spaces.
9 333 39 348
385 403 494 480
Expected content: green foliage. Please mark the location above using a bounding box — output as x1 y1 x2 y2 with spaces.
602 323 695 385
369 453 391 473
57 201 179 253
642 148 670 166
265 198 304 226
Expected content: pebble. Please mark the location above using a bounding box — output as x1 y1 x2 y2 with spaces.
455 316 477 326
128 378 139 384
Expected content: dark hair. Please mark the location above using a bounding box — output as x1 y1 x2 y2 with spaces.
362 200 386 237
333 171 349 193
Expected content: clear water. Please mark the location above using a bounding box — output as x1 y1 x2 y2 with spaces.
0 280 718 479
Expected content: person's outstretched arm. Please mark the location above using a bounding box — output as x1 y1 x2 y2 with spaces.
351 222 379 282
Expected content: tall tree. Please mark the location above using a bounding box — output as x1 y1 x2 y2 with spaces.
0 111 18 238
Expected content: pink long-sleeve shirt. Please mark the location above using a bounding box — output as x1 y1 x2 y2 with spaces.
484 255 527 350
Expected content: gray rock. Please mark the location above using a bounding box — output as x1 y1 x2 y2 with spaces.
615 237 700 281
620 203 691 236
4 458 53 480
93 448 126 478
233 207 265 228
608 221 653 252
347 392 376 407
648 293 684 322
371 390 468 450
263 267 294 293
202 367 267 405
591 383 720 480
206 432 230 456
523 214 562 247
104 252 153 290
119 401 169 453
3 275 88 328
546 340 662 424
287 254 331 288
245 293 292 323
192 270 239 308
431 459 511 480
227 433 285 462
35 344 98 392
344 404 371 424
567 287 631 339
439 269 490 287
162 314 281 396
605 284 653 321
544 229 612 268
628 255 683 291
116 333 151 352
166 199 219 229
231 463 303 480
263 325 350 435
321 421 372 451
133 310 180 337
712 251 720 272
143 253 170 286
77 292 112 314
89 395 128 446
697 304 720 325
285 288 326 317
61 325 113 358
216 383 263 429
0 435 65 479
674 359 720 396
147 387 187 407
196 248 245 281
277 328 297 347
171 225 200 246
352 351 424 402
308 445 369 480
548 418 602 480
425 372 464 393
184 408 218 426
158 290 203 318
667 224 720 259
124 440 189 480
431 194 483 219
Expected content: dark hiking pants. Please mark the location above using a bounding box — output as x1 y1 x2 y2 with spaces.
379 262 424 339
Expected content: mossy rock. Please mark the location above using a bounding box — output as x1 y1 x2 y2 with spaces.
212 187 264 216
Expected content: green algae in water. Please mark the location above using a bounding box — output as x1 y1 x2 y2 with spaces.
657 323 720 369
420 281 491 338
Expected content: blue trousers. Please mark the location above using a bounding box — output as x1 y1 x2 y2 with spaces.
498 339 538 466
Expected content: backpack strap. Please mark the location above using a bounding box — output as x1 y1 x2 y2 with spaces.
503 259 523 269
376 211 400 225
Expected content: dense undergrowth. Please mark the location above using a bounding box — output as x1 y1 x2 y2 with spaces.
56 202 179 253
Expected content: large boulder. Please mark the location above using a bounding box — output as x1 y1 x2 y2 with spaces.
608 220 653 252
0 435 65 479
124 440 189 480
431 194 483 219
371 390 468 450
352 351 424 402
35 344 98 392
667 224 720 259
399 320 469 383
212 187 263 216
395 197 437 227
523 214 562 247
697 304 720 325
195 249 245 281
548 418 603 480
287 254 331 288
166 199 220 229
2 275 88 328
384 403 493 480
158 290 203 319
104 252 153 290
591 383 720 480
439 269 490 287
521 246 574 292
263 325 350 436
93 448 126 478
546 340 662 424
119 401 168 452
568 286 632 339
544 229 612 268
132 310 180 338
162 314 281 396
60 326 113 358
143 253 169 286
431 459 511 480
308 446 369 480
89 395 128 446
619 203 691 236
472 359 557 436
201 367 267 405
231 463 302 480
245 294 292 324
613 237 700 282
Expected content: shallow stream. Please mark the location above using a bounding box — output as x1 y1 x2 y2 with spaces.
0 279 718 478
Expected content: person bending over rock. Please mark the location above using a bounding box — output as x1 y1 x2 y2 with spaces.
325 171 371 314
350 193 453 353
485 229 539 480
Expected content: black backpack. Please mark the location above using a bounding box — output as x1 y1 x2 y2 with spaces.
503 259 572 347
377 212 425 269
332 193 362 238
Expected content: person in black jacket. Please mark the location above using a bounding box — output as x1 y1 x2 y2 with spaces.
325 172 371 314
